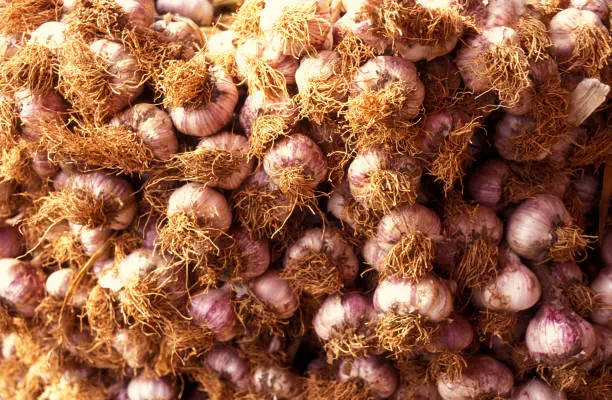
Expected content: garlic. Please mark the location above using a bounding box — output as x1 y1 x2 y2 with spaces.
252 365 305 399
0 258 44 316
29 21 69 52
0 226 22 258
167 182 233 232
590 266 612 325
127 374 178 400
15 89 68 141
337 355 399 400
112 328 153 369
156 0 214 27
150 16 203 46
512 378 567 400
392 379 442 400
467 159 510 209
202 344 250 390
313 292 376 341
31 152 59 179
567 78 610 127
238 90 295 138
190 286 237 341
117 0 155 29
249 269 299 318
570 0 610 22
0 34 20 60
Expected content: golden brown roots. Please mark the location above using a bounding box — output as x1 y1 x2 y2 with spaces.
85 285 118 342
342 81 420 154
570 125 612 167
0 306 12 335
564 283 599 319
39 380 108 400
57 40 116 122
0 139 36 186
323 326 378 363
381 232 434 281
141 170 178 215
362 169 419 213
272 2 330 57
0 358 28 399
375 312 439 355
280 253 344 298
0 96 18 139
64 0 128 41
233 294 289 340
478 44 531 107
454 239 499 290
515 16 552 61
154 318 214 375
501 162 571 206
231 0 265 44
477 310 518 343
156 212 223 287
278 166 317 206
429 119 479 194
24 223 86 269
0 44 56 95
537 364 589 392
158 52 215 109
164 148 248 186
566 24 612 74
191 366 235 400
306 374 371 400
550 224 590 262
0 0 61 35
38 121 154 173
567 367 612 400
242 57 289 99
426 352 468 383
248 114 289 159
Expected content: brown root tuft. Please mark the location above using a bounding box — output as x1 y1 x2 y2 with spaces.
85 285 118 342
375 312 439 355
362 168 419 213
0 358 28 399
191 366 235 400
278 165 317 204
537 363 588 392
550 224 591 262
565 24 611 75
306 373 370 400
477 310 518 344
426 351 468 383
515 16 552 61
568 367 612 400
272 1 330 57
380 232 435 281
233 293 290 340
242 57 289 99
323 326 378 363
501 161 571 206
64 0 128 41
454 239 499 290
163 147 248 186
0 0 61 35
0 139 36 186
0 44 56 95
0 306 13 335
563 283 600 319
158 52 215 109
248 114 289 159
280 253 344 298
570 125 612 167
231 0 265 44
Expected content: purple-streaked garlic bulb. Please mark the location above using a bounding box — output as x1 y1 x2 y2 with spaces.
1 332 17 359
140 216 159 250
313 292 377 359
238 90 295 138
525 303 597 365
69 223 111 257
263 133 327 199
431 314 475 353
467 159 510 209
282 227 359 296
327 179 370 233
0 258 44 316
364 203 441 280
512 378 567 399
110 103 178 161
252 365 305 399
166 182 232 233
31 152 59 179
249 269 299 318
333 10 388 54
112 328 153 369
507 194 588 262
126 373 178 400
338 355 399 399
114 248 164 288
46 268 89 308
549 8 610 73
437 355 513 400
202 345 250 391
156 0 214 26
150 16 202 46
590 267 612 325
570 172 599 216
15 89 68 141
222 226 270 280
601 229 612 268
472 248 541 312
259 0 332 57
583 324 612 370
349 56 425 120
348 150 422 213
189 286 237 341
168 68 238 137
118 0 156 28
0 226 21 258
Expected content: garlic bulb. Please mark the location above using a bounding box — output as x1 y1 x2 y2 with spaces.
127 374 178 400
252 365 305 399
112 329 154 369
118 0 155 28
392 379 442 400
190 286 237 341
167 182 232 232
313 292 376 341
512 378 567 400
202 345 250 391
590 266 612 325
0 258 44 316
29 21 69 52
150 17 202 45
337 355 399 400
250 269 299 318
467 159 510 209
0 226 22 258
238 91 295 138
156 0 214 27
15 89 68 141
31 152 59 179
570 0 610 22
0 34 20 60
110 103 178 161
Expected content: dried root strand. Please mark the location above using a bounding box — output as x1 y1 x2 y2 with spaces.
426 351 468 383
0 358 28 399
38 121 154 173
272 1 331 57
363 168 419 213
231 0 265 44
478 43 531 107
280 253 344 298
306 373 371 400
454 239 499 290
39 379 108 400
0 139 36 186
0 44 56 95
164 147 248 186
380 232 434 281
243 57 289 99
158 52 215 109
550 224 591 262
515 16 552 61
191 365 236 400
64 0 129 41
477 310 518 344
23 222 86 269
375 312 439 355
233 293 290 340
323 326 378 363
563 283 600 319
85 285 118 343
570 125 612 167
154 318 214 375
0 97 18 140
565 24 612 75
567 367 612 400
277 165 317 204
0 0 61 35
429 119 479 194
502 161 571 206
248 114 289 159
537 363 589 393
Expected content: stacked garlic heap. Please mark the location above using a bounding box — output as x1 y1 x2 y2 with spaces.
0 0 610 399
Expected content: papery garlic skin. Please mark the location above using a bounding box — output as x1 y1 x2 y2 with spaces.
433 314 475 352
0 35 20 60
525 303 597 365
118 0 155 29
550 8 608 61
437 355 514 400
30 21 68 52
112 328 152 369
190 286 237 341
467 159 509 209
250 269 299 318
150 18 201 45
70 223 111 257
31 152 59 179
203 345 250 390
0 226 22 258
0 258 44 316
169 69 238 137
110 103 178 161
156 0 214 26
444 203 503 244
373 275 454 322
235 38 298 85
45 268 75 300
570 0 610 22
167 183 232 232
239 91 295 138
225 227 270 279
252 365 304 399
472 249 541 312
338 355 399 400
127 374 178 400
590 267 612 325
512 378 567 400
284 227 359 287
16 89 68 141
313 292 376 341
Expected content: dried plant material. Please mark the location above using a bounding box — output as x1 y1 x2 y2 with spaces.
501 161 571 206
565 25 612 75
0 0 61 35
537 363 588 392
277 165 317 204
454 239 499 290
571 127 612 168
85 285 118 342
564 283 600 319
360 169 419 213
550 224 590 262
23 222 86 269
306 373 371 400
515 16 552 61
0 139 36 186
280 253 343 298
567 78 610 127
191 366 235 400
158 52 214 109
0 44 56 95
141 170 178 215
241 56 289 99
232 186 295 240
426 352 468 383
0 305 12 335
233 293 289 340
567 367 612 400
375 312 439 355
380 232 434 281
39 380 108 400
271 1 330 57
323 326 378 362
231 0 265 43
429 119 479 194
0 358 28 399
64 0 128 40
248 114 289 159
477 310 518 343
38 121 155 173
0 96 18 140
154 318 214 375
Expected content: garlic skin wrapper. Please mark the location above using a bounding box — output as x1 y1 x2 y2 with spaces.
252 365 305 399
169 68 238 137
156 0 214 27
202 345 251 391
467 159 510 209
0 258 44 316
112 329 153 369
167 182 233 232
239 91 295 138
436 355 514 400
114 248 168 290
590 267 612 325
570 0 610 22
70 223 111 257
525 303 597 365
250 269 300 318
0 34 20 60
46 268 88 308
126 374 178 400
190 286 237 341
337 355 399 400
110 103 178 161
150 17 202 45
472 249 541 312
29 21 69 52
118 0 156 29
31 152 59 179
313 292 376 341
0 226 22 258
224 226 270 279
235 37 299 85
16 89 68 141
512 378 567 400
432 313 475 352
550 9 609 65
